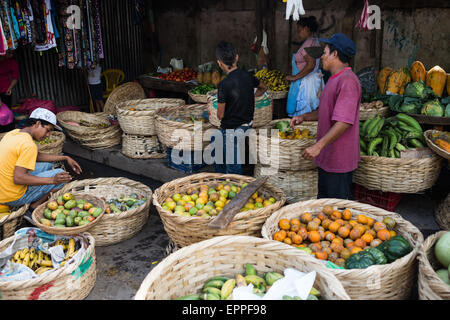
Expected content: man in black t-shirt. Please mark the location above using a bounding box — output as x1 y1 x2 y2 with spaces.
214 41 267 174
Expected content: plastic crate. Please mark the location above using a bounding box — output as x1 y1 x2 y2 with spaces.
166 148 207 173
353 184 403 212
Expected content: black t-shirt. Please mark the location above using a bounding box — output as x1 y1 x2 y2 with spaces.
217 68 260 129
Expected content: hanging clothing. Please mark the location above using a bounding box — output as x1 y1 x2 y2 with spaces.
35 0 57 51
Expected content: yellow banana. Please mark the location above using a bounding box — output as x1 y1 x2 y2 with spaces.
60 261 67 267
23 252 31 266
20 248 29 259
244 275 266 287
220 279 236 300
29 255 38 270
235 274 247 287
39 259 53 267
35 267 52 275
65 238 75 260
13 250 21 261
29 248 36 260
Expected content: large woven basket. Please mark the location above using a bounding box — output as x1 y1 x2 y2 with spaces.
359 101 390 121
153 173 286 248
434 192 449 230
207 90 273 128
268 90 288 100
254 164 318 204
36 131 66 155
0 205 28 241
134 235 350 300
155 104 213 151
258 119 317 170
103 82 146 115
418 231 450 300
32 194 106 236
261 198 424 300
424 130 450 160
0 232 96 300
116 98 185 136
122 133 166 159
53 178 152 247
57 111 121 150
353 152 443 193
188 90 209 104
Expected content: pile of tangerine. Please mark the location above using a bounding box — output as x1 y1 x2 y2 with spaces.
272 206 397 267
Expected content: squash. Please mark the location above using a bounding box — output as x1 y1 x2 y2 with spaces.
410 61 427 82
197 72 204 84
434 231 450 268
345 251 376 269
381 236 413 263
434 139 450 152
364 247 387 265
426 65 447 97
377 67 393 94
385 68 409 95
447 73 450 96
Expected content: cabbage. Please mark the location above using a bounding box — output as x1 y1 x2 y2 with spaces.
275 120 291 133
400 103 419 114
421 99 444 117
404 81 426 99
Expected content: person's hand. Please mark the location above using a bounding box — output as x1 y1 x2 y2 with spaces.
52 172 72 184
284 75 296 82
5 88 12 95
302 144 322 161
290 115 304 129
66 157 82 175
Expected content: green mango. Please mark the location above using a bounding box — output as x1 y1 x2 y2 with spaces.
66 216 74 227
44 209 52 220
54 218 66 226
78 220 90 226
74 217 82 225
64 200 76 210
92 208 103 218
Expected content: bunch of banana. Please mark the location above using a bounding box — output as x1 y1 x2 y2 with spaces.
176 263 321 300
54 238 79 267
255 69 290 92
11 248 53 275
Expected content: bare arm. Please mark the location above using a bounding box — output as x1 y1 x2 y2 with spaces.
13 166 72 186
285 54 316 81
6 79 18 95
255 81 268 97
290 110 319 129
36 154 83 175
217 103 226 120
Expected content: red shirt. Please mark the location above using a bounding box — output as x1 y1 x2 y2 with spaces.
0 58 19 93
314 67 362 173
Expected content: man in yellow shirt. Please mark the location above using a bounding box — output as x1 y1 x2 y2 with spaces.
0 108 82 224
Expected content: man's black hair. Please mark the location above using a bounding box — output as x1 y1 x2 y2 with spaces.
25 118 53 128
216 41 237 69
326 44 351 64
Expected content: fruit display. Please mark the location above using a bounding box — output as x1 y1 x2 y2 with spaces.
164 113 209 124
158 68 197 82
254 69 290 92
161 181 277 218
190 84 216 95
434 231 450 285
272 206 412 268
359 113 426 157
39 193 103 228
104 193 147 214
9 237 81 276
428 131 450 153
36 136 57 145
275 120 315 140
175 263 321 300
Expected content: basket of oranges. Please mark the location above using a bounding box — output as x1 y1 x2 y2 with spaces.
153 173 286 248
261 198 424 300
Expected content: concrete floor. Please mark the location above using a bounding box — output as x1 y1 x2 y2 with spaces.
17 154 448 300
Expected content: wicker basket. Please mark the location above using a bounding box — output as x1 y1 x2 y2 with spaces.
258 119 317 170
116 98 185 136
0 232 96 300
254 164 318 204
32 194 106 236
155 104 212 151
134 235 350 300
122 133 166 159
418 231 450 300
153 173 286 248
57 111 121 150
36 131 66 155
360 106 390 121
424 130 450 160
103 82 146 115
188 90 209 104
0 205 28 241
268 90 288 100
261 198 424 300
207 90 273 128
434 192 449 230
353 152 443 193
53 178 152 247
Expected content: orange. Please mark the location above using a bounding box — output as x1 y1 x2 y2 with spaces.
342 209 352 220
366 217 375 227
312 217 322 226
292 234 303 245
317 212 327 221
290 223 300 232
373 221 387 232
349 220 358 228
361 233 374 244
325 231 335 242
349 228 362 241
273 231 286 242
298 228 308 241
308 231 321 243
354 238 367 249
309 243 322 253
335 258 346 268
351 246 363 255
290 218 301 226
307 221 319 232
321 219 333 230
330 242 344 254
345 241 355 250
377 229 391 241
320 240 331 248
300 212 313 224
322 205 333 215
337 226 350 238
335 219 345 226
389 230 397 238
340 249 351 260
332 237 344 245
366 229 376 238
315 251 328 260
370 238 383 247
287 231 297 239
278 219 291 231
283 237 293 245
330 210 342 220
328 252 339 263
323 247 333 256
354 224 367 235
328 222 340 234
357 214 368 225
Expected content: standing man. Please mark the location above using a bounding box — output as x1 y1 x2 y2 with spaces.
0 108 82 224
290 33 361 199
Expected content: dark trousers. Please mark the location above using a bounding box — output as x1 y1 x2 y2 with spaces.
0 92 15 133
317 167 354 200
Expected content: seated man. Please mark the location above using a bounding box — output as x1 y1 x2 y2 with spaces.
0 108 82 224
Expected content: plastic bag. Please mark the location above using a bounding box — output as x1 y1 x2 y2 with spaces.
294 71 324 116
0 102 14 126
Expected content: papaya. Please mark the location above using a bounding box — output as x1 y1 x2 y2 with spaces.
377 67 393 94
197 72 204 84
385 67 409 95
410 61 426 82
426 65 447 97
203 72 212 84
447 73 450 96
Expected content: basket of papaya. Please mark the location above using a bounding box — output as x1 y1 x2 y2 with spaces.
261 198 424 300
424 130 450 160
417 231 450 300
153 173 286 248
0 204 28 241
53 178 152 247
32 193 106 236
355 113 443 193
134 235 350 300
258 119 318 171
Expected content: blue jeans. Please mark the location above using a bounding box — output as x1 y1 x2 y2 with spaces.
5 162 65 207
214 125 251 175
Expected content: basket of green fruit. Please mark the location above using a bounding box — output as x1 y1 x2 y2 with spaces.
36 131 66 155
188 84 216 104
32 193 106 236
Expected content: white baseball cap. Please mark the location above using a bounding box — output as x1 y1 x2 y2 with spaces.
29 108 63 131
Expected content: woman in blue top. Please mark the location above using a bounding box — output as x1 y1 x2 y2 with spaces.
285 16 324 118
